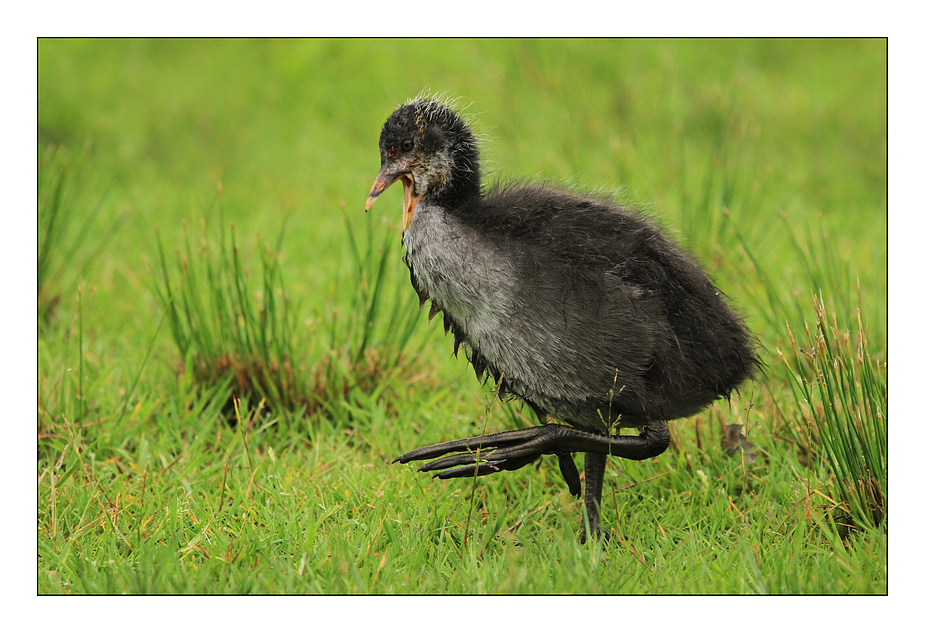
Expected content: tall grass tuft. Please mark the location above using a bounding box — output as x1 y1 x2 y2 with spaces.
153 210 425 427
778 290 886 532
154 217 308 422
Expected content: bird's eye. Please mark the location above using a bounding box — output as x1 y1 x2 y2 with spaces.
401 139 414 152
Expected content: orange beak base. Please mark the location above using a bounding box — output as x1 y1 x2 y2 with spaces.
365 170 420 232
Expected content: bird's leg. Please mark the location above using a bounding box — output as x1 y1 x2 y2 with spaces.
394 421 669 482
580 452 608 543
557 452 582 497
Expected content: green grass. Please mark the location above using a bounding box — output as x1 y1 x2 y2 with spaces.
779 292 886 533
38 146 127 325
37 38 886 595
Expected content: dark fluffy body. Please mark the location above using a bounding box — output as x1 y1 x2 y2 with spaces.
408 182 757 431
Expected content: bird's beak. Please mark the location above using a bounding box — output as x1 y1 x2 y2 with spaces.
365 167 420 232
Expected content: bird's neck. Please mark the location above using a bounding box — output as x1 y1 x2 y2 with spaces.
432 148 481 211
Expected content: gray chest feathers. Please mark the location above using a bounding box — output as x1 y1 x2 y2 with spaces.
403 205 518 363
402 202 659 430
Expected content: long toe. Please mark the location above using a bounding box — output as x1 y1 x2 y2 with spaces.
416 429 562 472
393 426 551 464
431 453 542 479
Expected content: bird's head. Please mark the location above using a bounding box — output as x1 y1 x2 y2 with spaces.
365 98 480 231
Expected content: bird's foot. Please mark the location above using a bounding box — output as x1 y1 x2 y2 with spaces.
393 424 585 495
393 421 670 513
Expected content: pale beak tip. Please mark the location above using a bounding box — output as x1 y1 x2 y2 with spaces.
364 198 374 212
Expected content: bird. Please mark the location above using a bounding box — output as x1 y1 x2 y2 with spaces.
364 95 760 543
